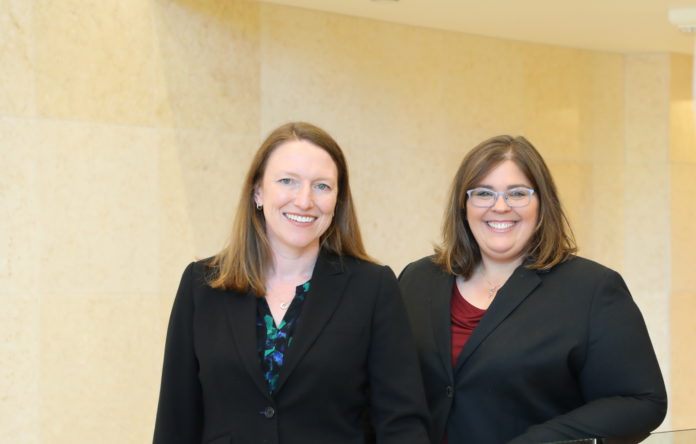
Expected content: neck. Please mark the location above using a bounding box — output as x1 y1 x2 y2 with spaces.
267 243 320 281
478 256 523 284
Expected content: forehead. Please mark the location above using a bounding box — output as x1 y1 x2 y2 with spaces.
264 140 338 177
477 160 531 186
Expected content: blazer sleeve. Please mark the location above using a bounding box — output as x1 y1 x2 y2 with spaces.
368 265 431 444
508 269 667 444
153 262 204 444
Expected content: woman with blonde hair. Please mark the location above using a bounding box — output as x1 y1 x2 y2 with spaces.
154 122 429 444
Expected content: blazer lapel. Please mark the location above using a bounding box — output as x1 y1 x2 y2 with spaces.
222 289 270 398
429 269 456 382
273 250 348 394
454 264 541 374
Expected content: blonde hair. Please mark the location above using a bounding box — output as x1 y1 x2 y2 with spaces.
434 135 576 278
207 122 373 295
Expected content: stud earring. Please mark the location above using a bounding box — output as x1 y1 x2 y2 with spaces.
256 203 262 210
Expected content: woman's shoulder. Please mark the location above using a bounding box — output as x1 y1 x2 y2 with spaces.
550 255 619 278
328 253 392 276
176 257 217 290
399 255 445 280
541 255 630 298
192 256 215 272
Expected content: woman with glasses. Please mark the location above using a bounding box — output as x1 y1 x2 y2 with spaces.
399 135 667 444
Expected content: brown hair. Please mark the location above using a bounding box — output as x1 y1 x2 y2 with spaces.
433 135 576 278
207 122 373 295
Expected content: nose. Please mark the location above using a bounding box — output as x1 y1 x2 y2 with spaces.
490 192 511 211
294 183 314 210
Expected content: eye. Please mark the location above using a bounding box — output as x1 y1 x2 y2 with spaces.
278 178 293 185
507 188 530 200
314 183 332 191
472 189 495 199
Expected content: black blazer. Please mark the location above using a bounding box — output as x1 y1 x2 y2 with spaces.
154 250 430 444
399 255 667 444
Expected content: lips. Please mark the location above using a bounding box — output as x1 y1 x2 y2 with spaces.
486 221 516 230
284 213 317 223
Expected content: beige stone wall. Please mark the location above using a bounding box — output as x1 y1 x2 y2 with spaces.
623 53 672 428
1 0 693 441
670 53 696 430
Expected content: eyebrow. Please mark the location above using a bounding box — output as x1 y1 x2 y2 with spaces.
276 171 337 183
476 184 531 190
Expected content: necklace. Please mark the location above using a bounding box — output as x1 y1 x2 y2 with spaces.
484 278 500 298
481 269 502 298
266 271 312 311
478 264 513 299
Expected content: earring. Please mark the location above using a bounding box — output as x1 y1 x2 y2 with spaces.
256 203 262 210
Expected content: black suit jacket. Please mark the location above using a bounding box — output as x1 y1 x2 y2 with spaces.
399 255 667 444
154 250 430 444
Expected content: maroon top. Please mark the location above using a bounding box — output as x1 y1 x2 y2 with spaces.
450 281 486 368
443 283 487 444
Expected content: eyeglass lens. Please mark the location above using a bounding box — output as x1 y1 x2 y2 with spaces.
468 188 533 207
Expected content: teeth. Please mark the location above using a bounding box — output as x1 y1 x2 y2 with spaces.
285 213 315 223
487 221 515 229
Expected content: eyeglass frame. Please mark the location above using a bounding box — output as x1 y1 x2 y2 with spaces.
465 187 536 208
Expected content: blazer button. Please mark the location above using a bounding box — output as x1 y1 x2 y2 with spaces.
446 385 454 398
263 406 275 418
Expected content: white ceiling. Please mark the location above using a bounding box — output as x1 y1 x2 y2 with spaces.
253 0 696 55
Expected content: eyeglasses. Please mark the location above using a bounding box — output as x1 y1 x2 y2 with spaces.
466 187 536 208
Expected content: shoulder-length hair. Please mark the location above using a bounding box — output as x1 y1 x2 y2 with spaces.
433 135 576 279
207 121 373 295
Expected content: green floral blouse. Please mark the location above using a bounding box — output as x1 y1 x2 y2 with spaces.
256 281 309 394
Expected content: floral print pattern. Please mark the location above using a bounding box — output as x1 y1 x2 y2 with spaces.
256 281 309 394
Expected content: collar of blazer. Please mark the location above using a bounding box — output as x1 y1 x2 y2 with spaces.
221 249 350 398
452 262 541 374
423 258 543 378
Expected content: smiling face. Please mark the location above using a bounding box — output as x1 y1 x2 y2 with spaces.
466 159 538 265
254 139 339 258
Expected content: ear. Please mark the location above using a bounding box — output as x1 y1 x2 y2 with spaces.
253 186 262 207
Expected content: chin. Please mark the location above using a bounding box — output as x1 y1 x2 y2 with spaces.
483 248 524 262
289 237 322 251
